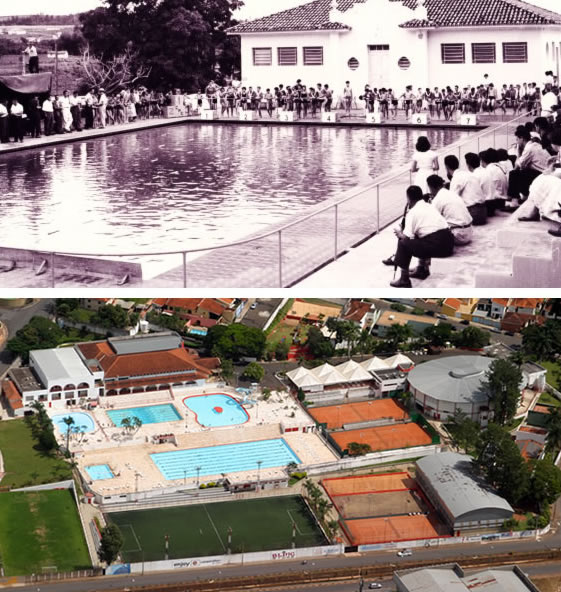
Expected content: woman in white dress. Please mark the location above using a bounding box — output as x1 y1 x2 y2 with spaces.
411 136 439 194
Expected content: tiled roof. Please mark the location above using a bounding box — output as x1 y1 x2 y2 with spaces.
343 300 372 323
443 298 462 311
509 298 544 309
228 0 561 34
2 378 23 410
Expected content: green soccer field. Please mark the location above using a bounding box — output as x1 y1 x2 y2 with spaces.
0 490 91 576
107 495 326 562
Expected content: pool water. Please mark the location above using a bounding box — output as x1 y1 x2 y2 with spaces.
183 394 249 427
86 464 114 480
107 403 181 426
150 438 301 480
51 411 95 433
0 125 469 255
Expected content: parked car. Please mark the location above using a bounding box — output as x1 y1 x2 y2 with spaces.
460 319 470 325
397 549 412 557
368 583 383 589
436 314 448 320
504 331 515 336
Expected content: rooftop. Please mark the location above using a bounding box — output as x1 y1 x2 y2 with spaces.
407 355 492 405
30 347 93 385
227 0 561 34
416 452 514 521
10 367 43 392
107 332 183 355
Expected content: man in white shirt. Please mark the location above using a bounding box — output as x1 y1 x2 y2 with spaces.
508 127 549 202
60 90 72 132
541 85 558 118
444 154 487 225
427 175 473 245
10 99 25 143
517 173 561 226
389 185 454 287
480 148 508 214
84 89 95 129
97 88 108 128
69 91 82 131
23 43 39 73
0 100 9 143
41 96 54 136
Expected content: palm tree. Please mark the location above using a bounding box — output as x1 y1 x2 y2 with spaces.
132 416 143 434
120 417 132 433
62 416 75 453
384 323 413 350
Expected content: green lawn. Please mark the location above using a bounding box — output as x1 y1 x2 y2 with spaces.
538 392 561 408
108 496 326 562
267 322 311 350
538 360 561 390
0 419 72 489
0 490 91 575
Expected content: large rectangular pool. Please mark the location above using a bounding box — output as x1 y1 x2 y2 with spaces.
150 438 301 480
107 403 181 426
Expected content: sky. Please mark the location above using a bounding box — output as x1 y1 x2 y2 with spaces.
0 0 560 18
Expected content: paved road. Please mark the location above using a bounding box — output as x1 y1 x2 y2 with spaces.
0 299 53 373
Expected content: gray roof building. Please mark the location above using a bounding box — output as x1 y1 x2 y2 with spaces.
416 452 513 532
395 564 540 592
107 332 182 356
30 348 93 386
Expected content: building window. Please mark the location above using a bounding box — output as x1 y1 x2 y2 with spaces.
398 56 411 70
277 47 297 66
503 42 528 63
303 46 323 65
441 43 465 64
368 44 390 51
347 57 359 70
252 47 272 66
472 43 496 63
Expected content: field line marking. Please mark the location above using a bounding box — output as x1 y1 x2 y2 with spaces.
203 504 226 552
121 523 142 553
287 509 316 537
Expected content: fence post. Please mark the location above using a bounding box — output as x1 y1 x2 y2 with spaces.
182 252 187 288
334 205 338 261
50 252 55 288
376 185 380 234
278 230 283 287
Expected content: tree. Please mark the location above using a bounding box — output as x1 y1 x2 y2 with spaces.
325 318 361 357
545 407 561 453
297 388 306 403
98 523 124 565
92 304 130 329
274 340 290 361
384 323 413 349
7 316 66 363
305 327 335 360
475 423 530 505
219 358 234 383
447 409 480 454
242 362 265 383
347 442 372 456
120 417 132 433
205 324 266 362
521 320 561 361
529 456 561 510
453 326 490 349
80 0 244 91
423 323 454 347
62 416 75 454
486 359 523 426
132 416 143 433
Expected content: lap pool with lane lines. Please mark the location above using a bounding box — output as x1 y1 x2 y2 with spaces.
150 438 301 480
106 403 182 426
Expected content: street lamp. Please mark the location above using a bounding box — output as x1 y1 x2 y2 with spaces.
257 460 263 490
196 466 201 488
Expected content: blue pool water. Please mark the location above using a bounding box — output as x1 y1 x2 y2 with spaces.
86 464 114 480
150 438 301 480
107 404 181 426
51 412 95 434
189 328 207 336
183 394 249 427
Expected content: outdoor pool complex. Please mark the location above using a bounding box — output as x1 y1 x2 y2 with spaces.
85 464 114 480
51 412 95 433
106 404 181 426
0 124 469 254
150 438 301 480
183 393 249 427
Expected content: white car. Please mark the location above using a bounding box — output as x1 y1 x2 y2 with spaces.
368 583 383 590
397 549 412 557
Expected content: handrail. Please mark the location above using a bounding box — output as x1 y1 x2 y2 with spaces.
15 113 530 261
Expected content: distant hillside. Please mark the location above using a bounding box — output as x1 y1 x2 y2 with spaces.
0 15 79 26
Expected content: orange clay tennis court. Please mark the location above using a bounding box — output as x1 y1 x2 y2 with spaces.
308 399 407 430
331 423 432 452
341 513 448 545
323 471 415 496
334 490 428 519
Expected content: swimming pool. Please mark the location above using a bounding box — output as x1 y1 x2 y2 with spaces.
86 464 114 480
183 394 249 427
107 404 181 426
150 438 301 480
188 327 207 336
51 411 95 434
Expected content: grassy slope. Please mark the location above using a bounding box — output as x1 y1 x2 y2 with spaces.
0 419 72 489
0 490 90 575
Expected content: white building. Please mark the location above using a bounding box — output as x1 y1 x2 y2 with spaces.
228 0 561 94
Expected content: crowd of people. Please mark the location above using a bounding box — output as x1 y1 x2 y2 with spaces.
384 107 561 288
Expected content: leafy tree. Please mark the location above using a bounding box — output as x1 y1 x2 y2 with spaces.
219 358 234 383
546 299 561 319
7 316 66 363
521 320 561 361
529 456 561 510
242 362 265 383
390 303 407 312
384 323 412 349
486 359 523 425
325 318 361 357
475 423 529 505
55 298 80 317
447 409 481 454
297 388 306 402
92 304 130 329
80 0 244 91
274 340 290 361
132 416 143 433
120 417 132 433
347 442 372 456
545 407 561 454
146 311 186 333
205 324 266 362
38 427 58 452
453 326 490 349
423 323 454 347
305 327 335 360
98 523 124 565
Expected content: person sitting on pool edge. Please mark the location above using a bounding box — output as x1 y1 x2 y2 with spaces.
389 185 455 288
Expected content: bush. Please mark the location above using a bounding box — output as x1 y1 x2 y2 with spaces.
199 483 207 489
391 303 407 312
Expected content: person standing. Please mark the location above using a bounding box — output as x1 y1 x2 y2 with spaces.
53 95 63 134
83 89 95 129
98 88 108 128
0 100 9 143
23 43 39 73
41 95 54 136
343 81 353 117
70 91 82 131
60 90 72 132
29 95 42 138
10 98 25 143
410 136 439 195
